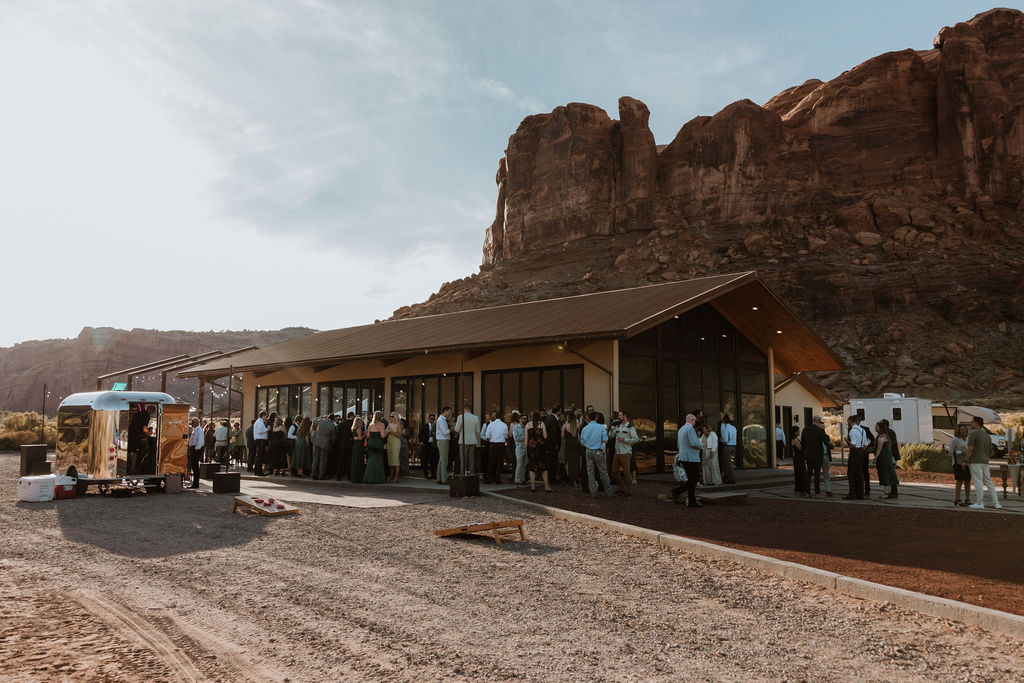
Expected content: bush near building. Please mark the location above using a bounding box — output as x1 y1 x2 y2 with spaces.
898 443 951 474
0 412 56 450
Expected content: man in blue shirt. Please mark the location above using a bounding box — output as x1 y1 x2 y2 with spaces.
580 412 613 498
775 423 787 463
673 414 703 506
718 414 737 484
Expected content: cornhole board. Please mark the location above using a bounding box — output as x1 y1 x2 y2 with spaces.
232 495 300 517
434 519 526 545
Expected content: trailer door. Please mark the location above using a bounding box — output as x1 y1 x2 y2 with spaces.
158 404 190 475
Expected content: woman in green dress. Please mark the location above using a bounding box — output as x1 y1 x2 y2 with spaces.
363 411 387 484
874 420 899 500
291 417 313 477
350 416 366 483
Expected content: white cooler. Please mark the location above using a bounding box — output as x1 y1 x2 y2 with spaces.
18 475 56 502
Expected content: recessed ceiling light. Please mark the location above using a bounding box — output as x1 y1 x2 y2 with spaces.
776 330 783 334
752 306 759 311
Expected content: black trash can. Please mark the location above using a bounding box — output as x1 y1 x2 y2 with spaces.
20 444 49 476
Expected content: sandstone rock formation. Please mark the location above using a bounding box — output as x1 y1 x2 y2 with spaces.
401 8 1024 404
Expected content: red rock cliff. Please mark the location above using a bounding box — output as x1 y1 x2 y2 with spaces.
403 9 1024 403
484 9 1024 265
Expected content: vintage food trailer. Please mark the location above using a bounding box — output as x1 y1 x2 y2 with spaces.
56 391 191 493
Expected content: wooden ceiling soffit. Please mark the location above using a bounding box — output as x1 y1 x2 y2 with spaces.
253 369 277 379
462 349 494 361
710 281 843 374
380 355 414 368
313 362 345 374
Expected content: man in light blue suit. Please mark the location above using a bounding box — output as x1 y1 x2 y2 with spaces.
673 414 703 507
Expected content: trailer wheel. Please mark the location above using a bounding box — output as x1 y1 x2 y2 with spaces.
98 483 110 496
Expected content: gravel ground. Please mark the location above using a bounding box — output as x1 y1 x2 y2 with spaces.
503 478 1024 615
2 453 1021 682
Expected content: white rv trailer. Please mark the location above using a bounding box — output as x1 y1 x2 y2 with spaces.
931 403 1008 455
843 394 933 444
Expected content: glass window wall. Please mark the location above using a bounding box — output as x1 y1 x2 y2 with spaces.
619 304 771 473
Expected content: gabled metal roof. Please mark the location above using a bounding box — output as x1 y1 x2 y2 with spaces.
179 272 843 378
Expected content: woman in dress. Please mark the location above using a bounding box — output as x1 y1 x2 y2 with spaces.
511 411 527 486
526 411 553 492
399 417 410 477
385 413 403 483
874 420 899 500
363 411 387 484
949 423 971 506
701 423 722 486
269 417 288 476
350 416 366 484
230 421 245 467
291 417 313 477
562 411 581 487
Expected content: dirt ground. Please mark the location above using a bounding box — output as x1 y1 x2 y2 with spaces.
504 479 1024 616
3 453 1023 682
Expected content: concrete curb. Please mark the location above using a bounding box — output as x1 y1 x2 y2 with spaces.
485 491 1024 639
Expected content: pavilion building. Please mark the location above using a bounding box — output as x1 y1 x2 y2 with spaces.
180 271 842 474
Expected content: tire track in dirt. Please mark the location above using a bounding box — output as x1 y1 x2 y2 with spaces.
76 592 205 681
75 591 286 682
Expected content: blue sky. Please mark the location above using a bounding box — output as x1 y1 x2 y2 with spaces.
0 0 997 347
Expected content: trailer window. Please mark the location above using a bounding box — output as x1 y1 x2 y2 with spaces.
892 408 902 421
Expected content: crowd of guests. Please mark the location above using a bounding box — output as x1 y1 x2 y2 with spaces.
190 404 1007 511
415 403 642 496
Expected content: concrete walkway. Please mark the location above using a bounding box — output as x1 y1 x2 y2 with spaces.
221 467 1024 512
222 471 517 508
749 473 1024 513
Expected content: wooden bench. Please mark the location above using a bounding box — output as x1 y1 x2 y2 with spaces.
434 519 526 545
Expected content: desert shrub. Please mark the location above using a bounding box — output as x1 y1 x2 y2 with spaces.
0 411 56 449
1001 411 1024 451
898 443 951 474
0 429 46 451
1 411 46 432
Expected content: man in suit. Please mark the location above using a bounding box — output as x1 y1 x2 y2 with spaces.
419 413 437 479
801 415 828 496
542 405 563 483
453 403 480 475
310 413 336 480
334 412 354 480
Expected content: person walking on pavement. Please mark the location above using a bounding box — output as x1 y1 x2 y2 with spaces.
674 414 704 507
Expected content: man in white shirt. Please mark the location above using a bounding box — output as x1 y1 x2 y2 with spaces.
252 411 270 476
187 417 204 489
843 415 869 500
435 406 452 484
481 411 509 485
453 403 481 475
